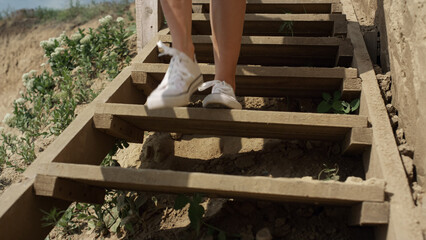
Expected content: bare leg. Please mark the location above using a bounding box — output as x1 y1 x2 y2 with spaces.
160 0 194 60
210 0 246 90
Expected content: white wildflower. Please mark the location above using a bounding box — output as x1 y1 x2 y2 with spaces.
22 72 30 82
26 78 35 91
99 15 112 25
41 63 46 67
80 34 92 44
14 98 26 104
71 32 83 41
40 38 56 49
0 127 4 132
29 70 37 76
57 31 67 45
2 113 13 125
116 17 124 23
19 91 24 95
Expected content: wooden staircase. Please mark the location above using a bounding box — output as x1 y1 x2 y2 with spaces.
0 0 422 239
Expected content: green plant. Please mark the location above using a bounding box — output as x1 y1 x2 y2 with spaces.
174 193 205 236
41 207 80 235
317 91 360 114
173 194 239 239
318 163 340 181
278 12 294 36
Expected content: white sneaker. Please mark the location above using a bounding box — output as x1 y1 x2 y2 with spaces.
146 41 203 109
198 80 242 109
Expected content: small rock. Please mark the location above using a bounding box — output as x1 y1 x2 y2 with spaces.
256 228 272 240
384 91 392 102
169 132 183 140
390 115 399 128
386 104 396 114
345 176 363 183
235 155 255 169
398 144 414 158
302 176 313 181
395 128 406 145
401 155 414 180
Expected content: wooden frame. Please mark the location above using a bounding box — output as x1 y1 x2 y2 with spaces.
0 0 421 239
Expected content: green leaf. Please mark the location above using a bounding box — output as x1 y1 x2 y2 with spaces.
350 98 360 111
332 100 344 112
188 203 205 235
342 101 351 113
110 218 121 233
333 91 341 100
174 195 190 210
317 101 332 113
218 231 227 240
322 92 332 102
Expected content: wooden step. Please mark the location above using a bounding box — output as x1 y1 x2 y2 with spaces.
192 13 347 37
157 35 353 67
131 63 360 99
93 103 368 142
192 0 342 14
35 163 385 205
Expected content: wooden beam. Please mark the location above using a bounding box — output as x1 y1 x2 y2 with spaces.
192 0 337 14
136 0 163 53
132 63 360 98
349 202 389 226
342 127 373 155
93 114 145 143
158 35 353 67
341 0 423 238
37 163 385 205
94 103 368 141
34 175 105 204
341 77 362 100
192 13 347 37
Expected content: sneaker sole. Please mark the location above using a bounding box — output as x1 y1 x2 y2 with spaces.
202 93 242 109
146 74 204 109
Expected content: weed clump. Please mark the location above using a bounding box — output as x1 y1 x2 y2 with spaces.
1 14 133 172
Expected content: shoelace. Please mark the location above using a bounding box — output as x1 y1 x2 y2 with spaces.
157 41 191 88
198 80 236 98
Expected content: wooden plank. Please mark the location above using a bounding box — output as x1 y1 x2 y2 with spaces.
192 0 336 14
34 175 105 204
37 163 385 205
94 103 368 141
132 63 360 98
93 114 145 143
341 77 362 100
349 202 389 226
158 35 352 67
136 0 163 53
192 13 346 37
341 0 423 239
342 127 372 155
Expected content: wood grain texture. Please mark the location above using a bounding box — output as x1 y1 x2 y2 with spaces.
36 163 385 205
94 103 368 141
132 63 360 98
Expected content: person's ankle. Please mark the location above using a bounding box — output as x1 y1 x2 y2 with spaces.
174 43 195 61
